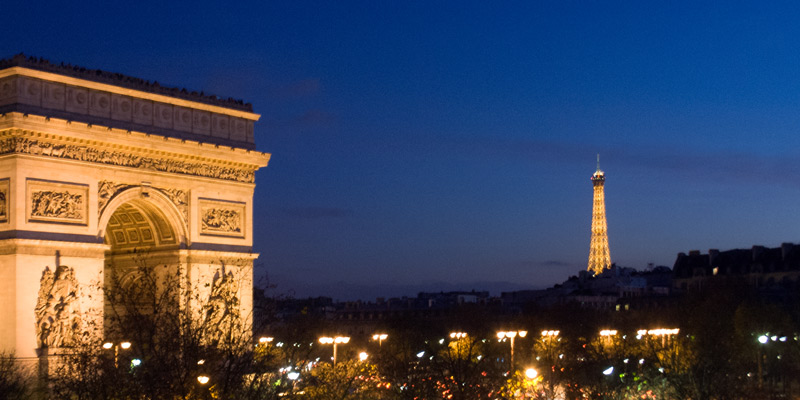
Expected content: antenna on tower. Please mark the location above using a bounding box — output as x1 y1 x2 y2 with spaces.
596 154 600 171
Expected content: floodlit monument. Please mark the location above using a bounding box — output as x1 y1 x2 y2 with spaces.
0 55 270 359
587 155 611 275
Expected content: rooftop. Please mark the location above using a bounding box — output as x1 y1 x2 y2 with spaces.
0 53 253 112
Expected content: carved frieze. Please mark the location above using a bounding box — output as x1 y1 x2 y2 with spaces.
36 265 81 348
160 187 189 221
199 198 245 238
204 271 240 343
0 179 9 223
98 181 188 223
98 180 133 216
27 179 88 225
0 136 256 183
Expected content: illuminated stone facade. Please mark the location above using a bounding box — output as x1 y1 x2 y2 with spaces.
587 156 611 275
0 55 270 358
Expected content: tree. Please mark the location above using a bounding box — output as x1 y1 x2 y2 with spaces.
45 252 278 400
302 359 389 400
0 353 32 400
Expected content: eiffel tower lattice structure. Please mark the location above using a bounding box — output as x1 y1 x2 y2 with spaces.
587 155 612 275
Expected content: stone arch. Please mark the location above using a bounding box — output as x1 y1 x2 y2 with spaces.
98 187 189 248
100 188 189 339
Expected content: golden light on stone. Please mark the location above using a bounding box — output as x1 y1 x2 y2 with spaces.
0 56 270 359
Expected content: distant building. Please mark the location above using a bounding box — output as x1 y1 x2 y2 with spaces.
673 243 800 294
502 264 673 312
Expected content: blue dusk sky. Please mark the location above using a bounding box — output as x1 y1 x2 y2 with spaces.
6 1 800 300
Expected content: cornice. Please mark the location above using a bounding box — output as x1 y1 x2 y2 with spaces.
0 66 259 121
0 238 108 257
0 112 270 183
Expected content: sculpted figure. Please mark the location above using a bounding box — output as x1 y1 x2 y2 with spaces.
0 190 7 218
35 265 81 348
204 272 241 342
202 208 241 233
31 191 83 219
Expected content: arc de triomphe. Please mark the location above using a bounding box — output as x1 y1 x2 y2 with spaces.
0 55 270 358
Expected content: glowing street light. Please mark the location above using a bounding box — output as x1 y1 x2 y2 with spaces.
319 336 350 365
647 328 679 336
372 333 388 347
259 336 274 345
637 328 680 346
102 341 131 368
449 332 468 339
599 329 618 348
197 375 210 385
359 352 369 362
525 368 538 379
497 330 527 368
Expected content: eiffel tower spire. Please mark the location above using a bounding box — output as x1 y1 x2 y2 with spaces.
588 155 611 275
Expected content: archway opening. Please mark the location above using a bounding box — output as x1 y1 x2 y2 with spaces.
102 199 183 340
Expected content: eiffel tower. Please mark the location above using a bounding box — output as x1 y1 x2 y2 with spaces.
588 155 612 275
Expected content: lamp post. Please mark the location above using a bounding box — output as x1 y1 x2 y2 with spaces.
449 332 467 339
372 333 388 347
319 336 350 366
638 328 679 347
497 330 527 369
599 329 617 348
757 334 769 390
540 330 559 398
102 341 131 368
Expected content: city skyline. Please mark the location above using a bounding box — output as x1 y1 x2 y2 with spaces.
6 2 800 300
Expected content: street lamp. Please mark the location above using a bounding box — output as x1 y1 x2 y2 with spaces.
103 341 131 368
258 336 274 345
449 332 468 339
599 329 617 348
319 336 350 365
638 328 679 346
541 330 559 338
372 333 388 347
756 333 770 389
359 352 369 362
539 330 560 397
497 330 527 369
